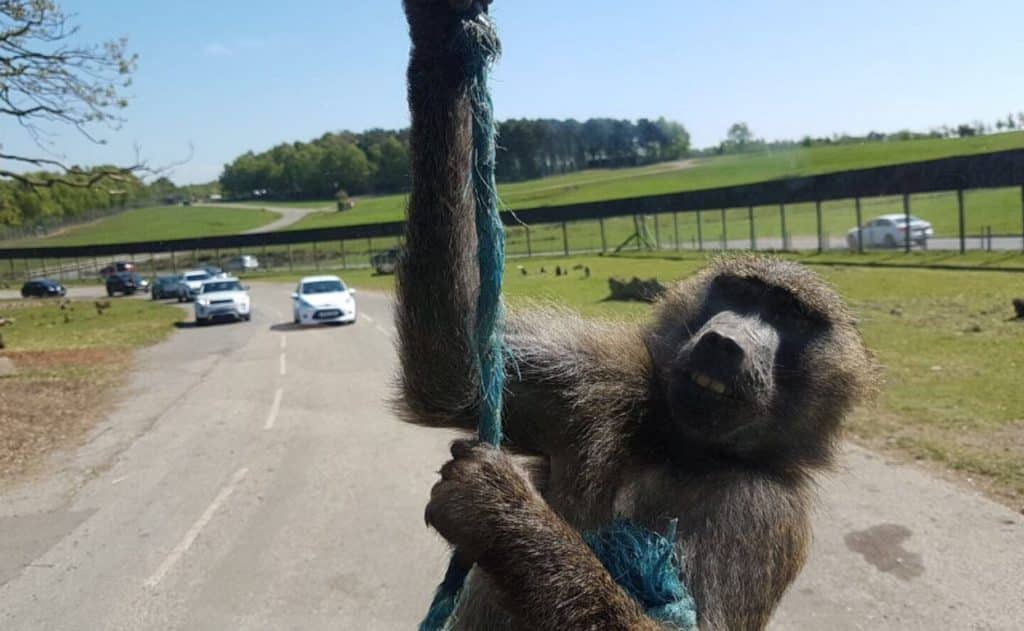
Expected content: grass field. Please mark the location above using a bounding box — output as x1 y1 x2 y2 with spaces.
284 132 1024 233
7 205 281 248
264 252 1024 508
0 298 183 481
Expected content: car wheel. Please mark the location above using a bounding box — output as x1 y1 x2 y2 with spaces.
883 234 896 248
243 313 251 322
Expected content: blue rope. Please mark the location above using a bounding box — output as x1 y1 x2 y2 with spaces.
418 5 696 630
418 6 503 629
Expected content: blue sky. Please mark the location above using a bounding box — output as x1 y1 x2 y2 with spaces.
2 0 1023 184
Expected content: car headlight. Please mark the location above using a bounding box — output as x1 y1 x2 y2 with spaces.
197 298 210 307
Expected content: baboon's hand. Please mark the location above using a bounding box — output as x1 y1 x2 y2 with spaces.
425 440 539 562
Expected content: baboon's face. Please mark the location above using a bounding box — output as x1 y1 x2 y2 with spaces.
650 258 874 461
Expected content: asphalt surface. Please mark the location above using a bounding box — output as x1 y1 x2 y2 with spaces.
1 284 1021 630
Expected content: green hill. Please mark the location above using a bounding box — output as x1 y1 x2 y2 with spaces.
284 131 1024 232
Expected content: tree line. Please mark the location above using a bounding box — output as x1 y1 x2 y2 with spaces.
217 117 692 200
703 113 1024 156
0 170 151 228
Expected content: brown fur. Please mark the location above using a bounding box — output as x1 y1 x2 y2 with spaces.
397 2 876 630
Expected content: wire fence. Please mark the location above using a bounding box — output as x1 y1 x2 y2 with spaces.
2 149 1023 284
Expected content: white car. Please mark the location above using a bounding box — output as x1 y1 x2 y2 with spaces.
177 270 213 302
291 275 357 325
194 277 251 325
224 255 259 272
847 214 933 250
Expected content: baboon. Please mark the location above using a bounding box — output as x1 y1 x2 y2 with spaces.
397 1 875 629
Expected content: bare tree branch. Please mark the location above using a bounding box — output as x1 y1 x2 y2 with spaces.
0 0 140 189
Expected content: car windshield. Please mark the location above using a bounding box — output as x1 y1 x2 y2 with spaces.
301 280 345 294
202 281 243 293
185 273 210 281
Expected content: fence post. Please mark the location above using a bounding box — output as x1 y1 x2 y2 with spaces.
526 226 533 257
748 206 756 250
697 210 704 251
313 241 320 271
957 189 966 255
815 200 823 253
673 212 680 251
902 193 911 253
779 203 788 250
598 218 606 253
855 197 864 253
720 208 727 250
561 221 569 256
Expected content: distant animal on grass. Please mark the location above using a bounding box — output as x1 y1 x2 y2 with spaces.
94 300 111 315
1014 298 1024 319
397 1 876 628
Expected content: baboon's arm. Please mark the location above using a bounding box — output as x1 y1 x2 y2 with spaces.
396 0 572 454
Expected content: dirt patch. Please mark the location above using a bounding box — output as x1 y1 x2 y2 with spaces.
0 349 125 482
2 348 120 371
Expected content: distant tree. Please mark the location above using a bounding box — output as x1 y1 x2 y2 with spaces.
727 122 753 145
368 137 411 192
956 124 976 138
1007 114 1016 130
0 0 141 188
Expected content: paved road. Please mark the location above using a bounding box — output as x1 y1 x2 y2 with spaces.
1 285 1021 630
217 202 327 233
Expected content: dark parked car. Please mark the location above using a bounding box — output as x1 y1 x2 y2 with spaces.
371 249 399 275
151 275 181 300
21 278 66 298
106 272 149 296
99 261 135 278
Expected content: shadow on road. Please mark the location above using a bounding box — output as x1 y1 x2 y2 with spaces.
174 320 244 329
269 322 350 332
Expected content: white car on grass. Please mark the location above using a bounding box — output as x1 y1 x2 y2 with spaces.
291 275 357 326
194 277 251 325
847 214 934 250
177 269 213 302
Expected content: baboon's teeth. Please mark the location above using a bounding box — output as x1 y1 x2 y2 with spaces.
691 371 730 396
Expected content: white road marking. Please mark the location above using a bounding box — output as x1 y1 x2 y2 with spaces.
375 324 391 338
362 313 375 323
280 335 286 351
279 353 287 376
264 387 284 430
111 475 130 485
144 467 250 589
